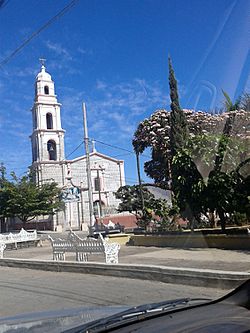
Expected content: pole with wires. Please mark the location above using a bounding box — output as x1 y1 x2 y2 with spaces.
82 102 94 235
136 151 145 210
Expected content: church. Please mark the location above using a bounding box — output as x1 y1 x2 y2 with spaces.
30 62 125 231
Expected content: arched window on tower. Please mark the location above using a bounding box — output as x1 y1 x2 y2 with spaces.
46 113 53 129
32 143 37 162
44 85 49 95
33 111 37 129
47 140 57 161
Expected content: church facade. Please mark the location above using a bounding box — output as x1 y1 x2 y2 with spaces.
30 63 125 231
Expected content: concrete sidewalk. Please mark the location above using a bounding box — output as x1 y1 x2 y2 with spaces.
3 238 250 273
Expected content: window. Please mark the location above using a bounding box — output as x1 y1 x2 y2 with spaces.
94 175 104 192
46 113 53 129
33 111 37 129
47 140 57 160
32 144 37 162
93 200 105 217
94 177 101 191
44 85 49 95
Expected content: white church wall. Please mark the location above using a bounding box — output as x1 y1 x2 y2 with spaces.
40 163 65 186
29 63 126 231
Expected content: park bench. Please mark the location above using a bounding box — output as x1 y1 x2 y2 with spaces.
0 243 6 259
47 237 76 261
48 230 120 264
0 228 40 251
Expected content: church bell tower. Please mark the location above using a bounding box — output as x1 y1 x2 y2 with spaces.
30 60 66 185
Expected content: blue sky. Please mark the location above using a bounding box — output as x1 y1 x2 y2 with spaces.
0 0 249 184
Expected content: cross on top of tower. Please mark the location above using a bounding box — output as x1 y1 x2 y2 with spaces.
39 58 46 66
39 58 46 71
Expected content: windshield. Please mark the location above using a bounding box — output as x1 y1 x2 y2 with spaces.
0 0 249 330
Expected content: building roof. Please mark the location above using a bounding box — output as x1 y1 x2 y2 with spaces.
36 64 52 81
69 151 124 164
145 185 171 202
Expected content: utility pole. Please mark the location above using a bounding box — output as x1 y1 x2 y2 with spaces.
82 102 94 234
136 152 145 209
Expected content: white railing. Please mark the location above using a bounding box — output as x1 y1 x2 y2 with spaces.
0 243 6 259
0 228 38 258
0 228 37 244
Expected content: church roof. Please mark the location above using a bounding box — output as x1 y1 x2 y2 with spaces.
36 64 52 81
69 151 124 164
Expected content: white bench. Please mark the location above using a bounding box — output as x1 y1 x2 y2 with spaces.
48 237 77 261
99 233 120 264
0 243 6 259
48 231 120 264
0 228 40 252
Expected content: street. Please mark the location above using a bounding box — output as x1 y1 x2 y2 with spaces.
0 266 229 318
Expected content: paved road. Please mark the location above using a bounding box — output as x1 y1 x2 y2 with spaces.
0 267 228 318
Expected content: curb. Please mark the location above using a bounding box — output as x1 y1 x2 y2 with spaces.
0 258 249 289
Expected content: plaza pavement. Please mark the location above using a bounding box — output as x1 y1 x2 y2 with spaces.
3 232 250 273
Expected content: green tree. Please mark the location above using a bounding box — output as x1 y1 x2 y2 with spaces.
115 185 151 214
0 170 63 228
171 152 205 230
115 185 154 229
168 58 205 225
133 111 171 189
205 93 241 231
168 56 188 156
133 58 249 232
205 165 250 232
222 90 241 112
133 108 249 181
133 111 249 231
115 185 171 230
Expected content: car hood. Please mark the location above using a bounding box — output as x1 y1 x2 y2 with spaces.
0 306 129 333
1 280 249 333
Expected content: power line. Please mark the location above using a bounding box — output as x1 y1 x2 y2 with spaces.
65 140 84 159
112 153 133 158
1 137 148 179
65 138 150 161
0 0 10 10
0 139 84 170
93 139 134 154
0 0 79 68
92 138 151 159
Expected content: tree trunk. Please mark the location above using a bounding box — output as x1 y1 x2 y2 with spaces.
218 209 226 233
209 211 217 228
0 217 6 233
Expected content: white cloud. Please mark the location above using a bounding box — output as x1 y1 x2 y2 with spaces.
89 119 107 133
86 79 168 141
96 80 107 90
15 66 37 78
45 41 72 61
51 78 169 160
90 78 167 116
77 47 92 55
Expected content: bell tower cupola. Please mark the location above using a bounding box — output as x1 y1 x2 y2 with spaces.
30 59 65 167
